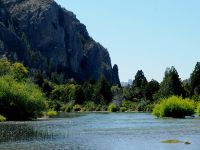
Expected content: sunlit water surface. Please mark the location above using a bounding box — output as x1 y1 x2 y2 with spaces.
0 113 200 150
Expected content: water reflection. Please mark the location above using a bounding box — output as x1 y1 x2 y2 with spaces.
0 122 52 142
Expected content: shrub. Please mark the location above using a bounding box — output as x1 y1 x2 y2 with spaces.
51 84 76 103
95 104 101 111
108 103 118 112
0 76 47 120
47 110 57 117
83 101 96 111
0 59 28 81
73 104 82 112
152 96 195 118
197 103 200 116
0 115 6 122
122 100 137 111
61 102 74 112
120 107 127 112
47 100 63 111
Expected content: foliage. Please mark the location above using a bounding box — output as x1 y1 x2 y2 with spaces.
74 85 85 104
131 70 148 100
154 67 183 100
47 110 57 117
73 104 82 112
82 82 95 102
51 84 76 103
0 59 12 76
47 100 63 111
0 59 28 81
120 107 127 112
0 75 47 120
152 96 195 118
108 103 118 112
61 102 74 112
83 101 96 111
196 103 200 116
95 75 112 104
0 115 6 122
35 74 54 96
12 62 28 81
190 62 200 95
145 79 159 101
122 100 137 111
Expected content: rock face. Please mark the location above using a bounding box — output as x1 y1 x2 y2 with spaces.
0 0 120 85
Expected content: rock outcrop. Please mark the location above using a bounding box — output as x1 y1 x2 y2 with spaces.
0 0 120 85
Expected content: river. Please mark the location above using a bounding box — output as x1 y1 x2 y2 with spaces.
0 113 200 150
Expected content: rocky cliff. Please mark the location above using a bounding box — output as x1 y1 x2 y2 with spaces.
0 0 120 85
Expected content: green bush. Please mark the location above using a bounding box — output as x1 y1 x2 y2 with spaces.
0 115 6 122
122 100 137 111
47 100 63 111
145 103 155 112
108 103 118 112
61 102 74 112
47 110 57 117
73 104 82 112
152 96 195 118
0 76 47 120
0 59 28 81
197 103 200 116
51 84 76 103
83 101 96 111
120 107 127 112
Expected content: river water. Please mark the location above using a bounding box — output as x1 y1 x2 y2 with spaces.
0 113 200 150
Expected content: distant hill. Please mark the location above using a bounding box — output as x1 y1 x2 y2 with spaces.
0 0 120 85
121 79 133 87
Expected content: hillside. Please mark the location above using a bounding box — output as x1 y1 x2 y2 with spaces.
0 0 120 85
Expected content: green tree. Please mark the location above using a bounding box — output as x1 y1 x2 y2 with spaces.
12 62 28 81
131 70 148 100
190 62 200 95
0 59 12 76
74 85 85 104
82 82 95 102
145 79 160 101
95 75 112 104
154 66 183 100
51 84 76 103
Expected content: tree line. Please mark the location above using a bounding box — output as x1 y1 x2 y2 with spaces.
1 58 200 121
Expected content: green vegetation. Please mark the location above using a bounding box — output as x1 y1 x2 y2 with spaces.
108 103 118 112
47 110 57 117
197 103 200 116
161 139 191 145
83 101 96 111
2 57 200 120
0 59 46 120
161 139 182 144
0 75 47 120
120 107 127 112
73 104 82 112
0 115 6 122
152 96 195 118
154 67 183 100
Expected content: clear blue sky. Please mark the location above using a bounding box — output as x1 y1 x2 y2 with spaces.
55 0 200 82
